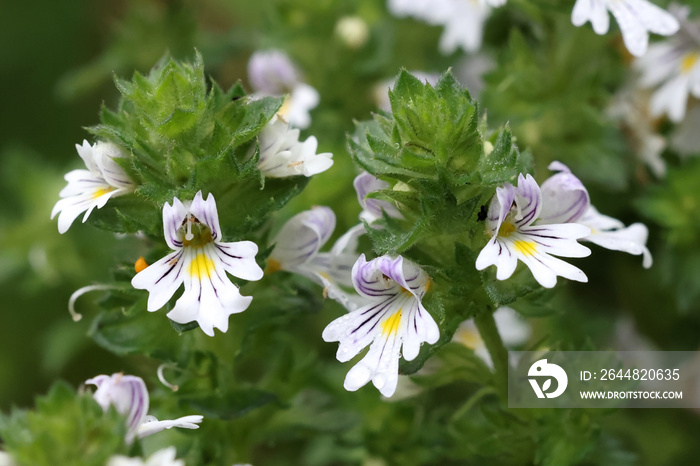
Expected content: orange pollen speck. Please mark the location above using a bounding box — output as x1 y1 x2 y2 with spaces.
134 256 149 273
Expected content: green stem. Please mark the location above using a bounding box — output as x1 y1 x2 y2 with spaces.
474 310 510 399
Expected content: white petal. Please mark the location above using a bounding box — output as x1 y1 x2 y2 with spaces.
607 0 649 57
585 223 653 268
137 415 203 439
572 0 610 34
401 301 440 361
214 241 264 281
166 246 252 336
518 224 592 258
650 73 691 122
86 373 149 441
131 250 185 312
75 139 99 174
475 238 519 280
513 174 542 228
516 246 588 288
628 0 679 35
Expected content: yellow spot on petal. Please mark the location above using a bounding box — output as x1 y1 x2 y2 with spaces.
381 309 402 337
498 221 516 237
681 52 699 74
265 258 281 274
513 239 538 257
92 187 115 199
134 256 149 273
188 253 215 279
454 326 483 350
278 96 291 118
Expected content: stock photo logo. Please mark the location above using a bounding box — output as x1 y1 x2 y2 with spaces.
528 359 568 399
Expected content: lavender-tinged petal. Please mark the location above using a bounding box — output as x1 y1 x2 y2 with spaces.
353 172 403 221
513 174 542 227
539 161 590 224
351 254 402 299
162 198 188 250
486 183 515 234
270 206 335 269
188 191 222 242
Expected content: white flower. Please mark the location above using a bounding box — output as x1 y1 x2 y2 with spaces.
322 254 440 397
353 172 403 224
475 173 592 288
51 140 135 234
248 50 319 129
106 447 185 466
257 117 333 178
387 0 505 54
267 206 363 310
571 0 679 57
86 373 202 444
539 162 653 268
635 11 700 122
335 16 370 49
453 307 531 367
0 451 16 466
131 191 263 336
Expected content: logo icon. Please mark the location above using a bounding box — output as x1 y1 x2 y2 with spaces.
528 359 568 398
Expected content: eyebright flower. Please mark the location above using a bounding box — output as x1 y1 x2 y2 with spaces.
257 117 333 178
106 447 184 466
267 206 362 310
322 254 440 397
86 373 202 443
248 50 319 129
475 174 592 288
354 172 403 224
51 140 135 234
571 0 679 57
540 162 652 268
635 9 700 122
131 191 263 336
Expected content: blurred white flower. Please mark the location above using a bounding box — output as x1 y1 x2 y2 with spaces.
51 140 135 234
86 373 202 444
0 451 16 466
608 85 667 177
670 106 700 155
248 50 319 128
107 447 185 466
571 0 679 57
373 71 440 112
453 307 531 366
257 116 333 178
635 7 700 122
335 16 370 49
387 0 505 54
